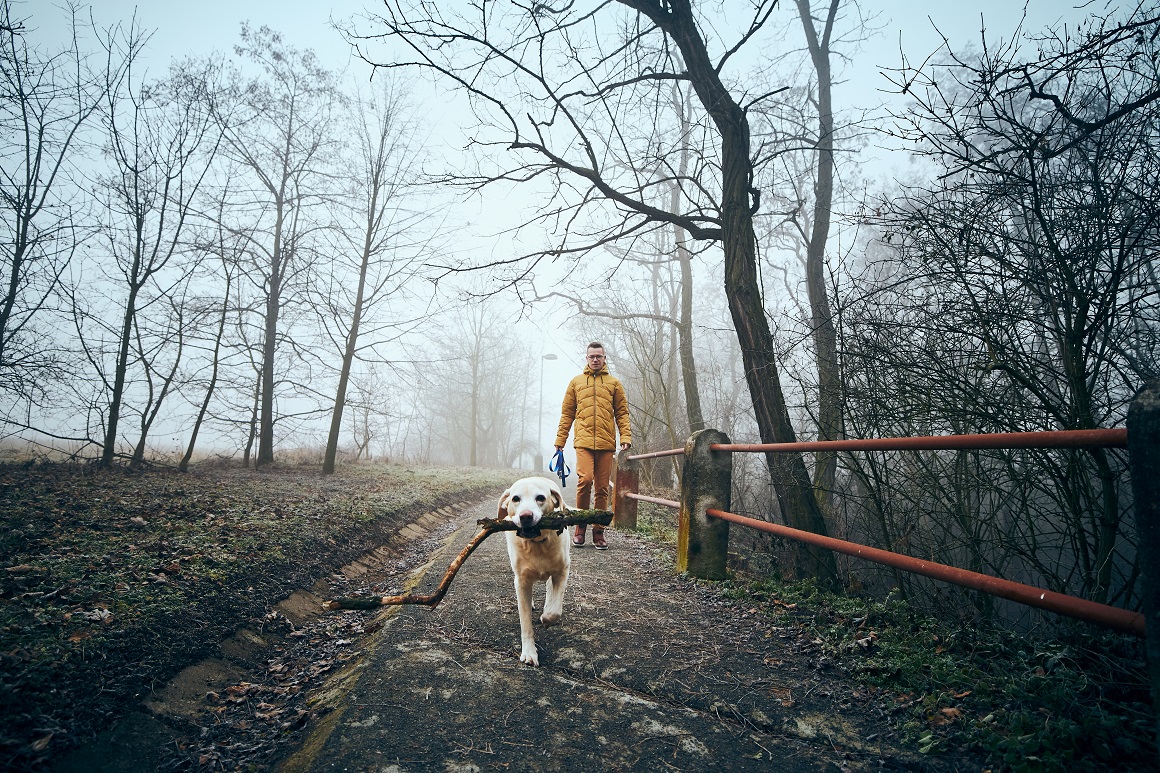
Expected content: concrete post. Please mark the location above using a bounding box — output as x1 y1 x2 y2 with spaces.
613 451 640 530
677 428 731 579
1127 380 1160 748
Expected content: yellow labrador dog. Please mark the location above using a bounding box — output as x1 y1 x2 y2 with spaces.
497 476 570 666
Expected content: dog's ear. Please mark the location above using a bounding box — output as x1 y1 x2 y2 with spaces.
498 489 511 519
551 487 567 513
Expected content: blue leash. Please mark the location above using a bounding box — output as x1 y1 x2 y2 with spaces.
548 448 570 489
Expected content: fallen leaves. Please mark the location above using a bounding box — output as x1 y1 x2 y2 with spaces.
928 706 964 726
5 564 46 574
187 612 372 768
79 608 112 623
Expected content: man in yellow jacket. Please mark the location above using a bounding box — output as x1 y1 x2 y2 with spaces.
554 341 632 550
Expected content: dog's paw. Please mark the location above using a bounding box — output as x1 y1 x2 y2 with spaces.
540 611 561 626
519 645 539 666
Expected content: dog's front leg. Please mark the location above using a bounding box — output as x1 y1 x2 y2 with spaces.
514 574 539 666
541 569 567 626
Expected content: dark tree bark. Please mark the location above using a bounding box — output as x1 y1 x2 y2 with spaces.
795 0 843 511
669 84 705 435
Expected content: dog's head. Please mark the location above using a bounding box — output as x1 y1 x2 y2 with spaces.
498 477 567 539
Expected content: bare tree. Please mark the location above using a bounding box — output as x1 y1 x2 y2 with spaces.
213 25 341 467
414 302 534 468
345 367 393 462
127 291 186 467
320 78 428 475
92 35 222 466
665 81 706 435
357 0 838 585
0 1 119 409
793 0 843 510
178 212 240 471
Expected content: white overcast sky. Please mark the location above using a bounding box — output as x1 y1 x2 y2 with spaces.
31 1 1107 100
28 0 1109 181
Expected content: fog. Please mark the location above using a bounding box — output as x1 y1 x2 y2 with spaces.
3 0 1155 612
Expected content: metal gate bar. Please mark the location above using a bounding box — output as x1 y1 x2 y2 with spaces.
704 507 1145 637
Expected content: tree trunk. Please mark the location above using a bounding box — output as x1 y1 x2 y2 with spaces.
257 228 283 468
180 272 231 472
796 0 843 512
0 242 26 367
676 234 704 433
669 85 706 433
323 357 354 474
658 0 839 587
323 247 369 474
130 308 184 469
101 281 141 467
243 375 260 467
470 354 479 466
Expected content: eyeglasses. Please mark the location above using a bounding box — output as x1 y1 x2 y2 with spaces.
587 354 605 360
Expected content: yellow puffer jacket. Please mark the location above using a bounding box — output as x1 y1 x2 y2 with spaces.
554 366 632 451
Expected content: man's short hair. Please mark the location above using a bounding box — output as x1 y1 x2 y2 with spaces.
587 341 605 351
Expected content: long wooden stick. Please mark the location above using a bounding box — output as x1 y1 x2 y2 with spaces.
326 510 612 611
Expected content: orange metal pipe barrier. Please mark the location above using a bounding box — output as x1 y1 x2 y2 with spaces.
625 492 680 509
705 507 1145 637
625 447 687 461
626 429 1126 462
712 428 1127 454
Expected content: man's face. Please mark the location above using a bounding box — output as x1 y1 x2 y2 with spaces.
586 348 606 368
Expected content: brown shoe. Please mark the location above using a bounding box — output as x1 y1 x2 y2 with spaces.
592 526 608 550
572 525 586 546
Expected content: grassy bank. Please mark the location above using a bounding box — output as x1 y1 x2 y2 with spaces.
634 499 1155 773
0 461 515 771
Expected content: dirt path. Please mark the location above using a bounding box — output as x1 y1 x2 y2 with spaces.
48 494 978 772
272 500 955 772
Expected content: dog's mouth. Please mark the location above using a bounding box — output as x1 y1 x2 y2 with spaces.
515 513 543 539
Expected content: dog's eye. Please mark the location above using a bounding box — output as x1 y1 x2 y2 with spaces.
535 495 546 503
511 496 520 503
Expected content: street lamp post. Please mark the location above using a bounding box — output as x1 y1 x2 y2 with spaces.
536 353 558 471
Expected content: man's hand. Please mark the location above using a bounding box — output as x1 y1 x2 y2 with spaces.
619 443 630 452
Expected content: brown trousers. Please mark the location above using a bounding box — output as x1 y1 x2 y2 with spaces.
575 448 614 511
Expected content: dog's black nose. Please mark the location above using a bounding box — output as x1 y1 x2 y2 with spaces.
519 513 534 526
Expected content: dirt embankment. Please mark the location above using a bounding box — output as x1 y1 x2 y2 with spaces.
0 462 514 772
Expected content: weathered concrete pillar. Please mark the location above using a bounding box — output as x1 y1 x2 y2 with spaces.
612 451 640 530
1127 380 1160 747
677 429 731 579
